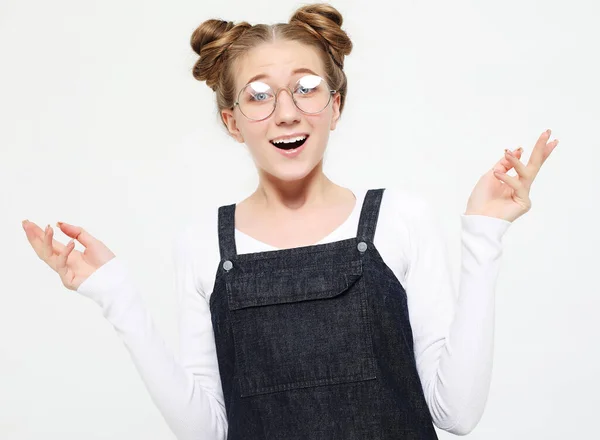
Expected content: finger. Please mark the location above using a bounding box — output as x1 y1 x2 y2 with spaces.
493 169 529 200
527 129 558 171
42 225 53 260
56 222 96 248
22 221 67 261
43 225 59 271
23 221 68 252
493 147 523 173
504 149 530 186
56 239 75 280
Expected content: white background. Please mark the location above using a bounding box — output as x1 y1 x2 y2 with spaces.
2 0 599 438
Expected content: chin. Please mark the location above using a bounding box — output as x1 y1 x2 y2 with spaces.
262 161 321 183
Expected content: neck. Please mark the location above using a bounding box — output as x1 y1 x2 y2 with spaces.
252 165 340 216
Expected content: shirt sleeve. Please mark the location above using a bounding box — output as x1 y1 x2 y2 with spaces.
75 227 227 440
404 199 512 435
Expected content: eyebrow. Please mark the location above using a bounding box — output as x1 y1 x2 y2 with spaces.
244 68 319 85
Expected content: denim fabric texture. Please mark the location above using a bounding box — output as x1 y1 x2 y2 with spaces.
209 188 438 439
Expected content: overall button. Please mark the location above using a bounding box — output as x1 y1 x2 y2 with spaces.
223 260 233 271
357 241 368 252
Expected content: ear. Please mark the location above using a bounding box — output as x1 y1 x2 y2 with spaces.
221 108 245 143
329 92 341 131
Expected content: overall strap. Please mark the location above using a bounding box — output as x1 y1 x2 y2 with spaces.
356 188 385 243
217 204 237 261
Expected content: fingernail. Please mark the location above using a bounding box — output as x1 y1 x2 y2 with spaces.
56 222 63 228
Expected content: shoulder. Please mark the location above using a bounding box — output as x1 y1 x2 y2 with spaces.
353 185 438 245
171 204 227 298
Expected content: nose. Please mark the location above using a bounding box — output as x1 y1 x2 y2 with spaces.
273 88 300 125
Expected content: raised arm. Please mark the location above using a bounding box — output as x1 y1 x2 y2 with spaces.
403 200 511 434
23 219 227 440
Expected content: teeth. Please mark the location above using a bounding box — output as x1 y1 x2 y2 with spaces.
272 136 307 144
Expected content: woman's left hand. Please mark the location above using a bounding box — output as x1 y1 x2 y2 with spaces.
465 129 559 223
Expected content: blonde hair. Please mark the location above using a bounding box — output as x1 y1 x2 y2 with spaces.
190 3 353 127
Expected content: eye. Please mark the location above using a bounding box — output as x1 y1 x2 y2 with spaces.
296 85 313 95
243 81 273 103
251 92 270 101
295 75 324 96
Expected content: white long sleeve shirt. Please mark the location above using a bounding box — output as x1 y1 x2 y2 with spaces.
76 186 512 439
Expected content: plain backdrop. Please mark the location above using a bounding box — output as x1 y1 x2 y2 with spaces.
2 0 599 438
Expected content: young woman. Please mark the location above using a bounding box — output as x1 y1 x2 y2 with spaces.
22 3 559 439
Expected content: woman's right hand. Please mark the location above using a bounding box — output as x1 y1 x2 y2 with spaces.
22 220 116 291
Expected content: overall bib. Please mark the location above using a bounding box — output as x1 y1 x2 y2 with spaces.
209 188 439 439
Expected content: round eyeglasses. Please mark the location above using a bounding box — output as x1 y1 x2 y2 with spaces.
234 74 337 121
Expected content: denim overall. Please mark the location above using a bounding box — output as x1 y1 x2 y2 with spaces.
209 188 438 439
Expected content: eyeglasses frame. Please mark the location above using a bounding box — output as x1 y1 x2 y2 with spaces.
233 76 337 122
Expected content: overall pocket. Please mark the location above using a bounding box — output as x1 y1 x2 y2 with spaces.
226 259 377 397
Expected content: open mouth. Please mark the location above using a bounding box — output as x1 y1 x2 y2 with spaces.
270 135 309 150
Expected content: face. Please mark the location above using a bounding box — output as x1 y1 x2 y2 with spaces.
221 40 341 183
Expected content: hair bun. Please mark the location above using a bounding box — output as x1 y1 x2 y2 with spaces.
190 19 251 89
289 4 352 68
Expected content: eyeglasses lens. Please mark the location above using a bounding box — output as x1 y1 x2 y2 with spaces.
237 75 331 120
